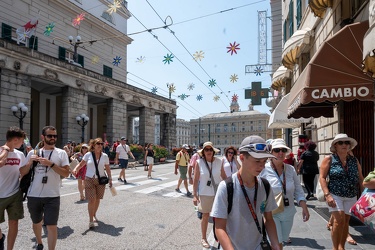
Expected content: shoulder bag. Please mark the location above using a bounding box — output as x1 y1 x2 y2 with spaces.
92 152 108 185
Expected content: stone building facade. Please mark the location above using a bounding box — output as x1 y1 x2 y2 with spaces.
0 0 177 148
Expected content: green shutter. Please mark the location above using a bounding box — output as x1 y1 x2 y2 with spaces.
58 46 66 61
296 0 302 28
29 36 38 50
289 0 294 37
78 54 84 67
283 22 287 43
1 23 12 41
103 65 112 78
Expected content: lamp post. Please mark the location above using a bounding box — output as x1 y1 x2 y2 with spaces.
76 114 89 143
68 35 82 63
11 102 28 130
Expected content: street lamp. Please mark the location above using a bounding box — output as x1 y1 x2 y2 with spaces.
11 102 28 129
68 35 82 63
76 114 89 143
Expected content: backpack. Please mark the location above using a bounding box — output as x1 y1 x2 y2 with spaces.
19 150 39 201
213 176 270 245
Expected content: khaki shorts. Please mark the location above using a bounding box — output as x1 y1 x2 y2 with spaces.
0 190 24 223
198 195 215 214
85 177 105 200
178 166 188 180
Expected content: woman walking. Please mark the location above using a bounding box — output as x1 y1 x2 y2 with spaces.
220 146 240 180
319 133 364 250
192 142 221 248
73 138 113 229
144 143 155 178
260 139 309 249
71 144 89 201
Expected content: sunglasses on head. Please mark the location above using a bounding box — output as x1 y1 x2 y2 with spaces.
273 148 288 153
45 134 58 139
337 141 351 145
239 143 270 153
204 148 214 152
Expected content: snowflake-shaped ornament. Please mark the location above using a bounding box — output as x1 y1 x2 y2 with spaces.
44 23 55 36
193 50 205 61
208 79 216 88
179 94 189 100
254 66 263 76
232 94 239 102
167 83 176 93
187 83 195 91
163 53 174 64
91 56 99 64
151 87 158 94
230 74 238 83
136 56 146 63
213 95 220 102
196 95 203 101
226 41 240 55
112 56 122 66
107 0 122 14
72 13 85 27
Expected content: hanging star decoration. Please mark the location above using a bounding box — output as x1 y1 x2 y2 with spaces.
208 79 217 88
230 74 239 83
187 83 195 91
91 55 99 64
226 41 240 55
107 0 122 14
254 65 263 76
213 95 220 102
178 93 189 100
136 56 146 63
151 87 158 94
112 56 122 66
196 95 203 101
163 53 174 64
193 50 205 61
72 13 85 27
43 22 55 36
232 94 239 102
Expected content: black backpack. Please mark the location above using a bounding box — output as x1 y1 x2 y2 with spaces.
213 176 270 245
19 150 39 201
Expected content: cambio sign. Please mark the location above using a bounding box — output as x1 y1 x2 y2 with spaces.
310 86 370 99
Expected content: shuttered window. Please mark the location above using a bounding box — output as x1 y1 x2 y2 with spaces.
103 65 112 78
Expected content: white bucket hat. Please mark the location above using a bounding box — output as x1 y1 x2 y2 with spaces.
198 141 220 156
330 133 357 153
270 139 291 154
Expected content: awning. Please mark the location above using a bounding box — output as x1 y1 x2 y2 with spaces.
363 23 375 77
268 93 311 129
271 66 291 91
288 21 374 119
282 27 313 69
309 0 333 18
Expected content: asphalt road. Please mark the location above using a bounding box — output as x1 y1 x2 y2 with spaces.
10 162 215 250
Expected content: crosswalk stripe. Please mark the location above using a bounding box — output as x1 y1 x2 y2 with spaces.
116 177 169 191
135 180 177 194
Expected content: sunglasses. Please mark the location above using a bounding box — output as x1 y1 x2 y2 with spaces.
273 148 288 153
45 134 58 139
239 143 270 153
227 151 235 155
82 147 88 149
97 142 104 145
337 141 351 145
204 148 214 152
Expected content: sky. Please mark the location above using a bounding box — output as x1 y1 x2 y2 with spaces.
125 0 273 120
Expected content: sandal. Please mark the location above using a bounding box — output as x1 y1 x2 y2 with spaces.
326 223 332 231
347 235 357 245
201 239 210 249
89 222 95 229
80 195 85 201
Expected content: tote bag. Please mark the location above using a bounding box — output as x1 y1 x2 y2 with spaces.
350 188 375 232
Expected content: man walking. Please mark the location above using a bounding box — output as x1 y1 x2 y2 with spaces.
115 137 135 184
174 144 191 196
211 135 280 249
22 126 70 250
0 127 27 250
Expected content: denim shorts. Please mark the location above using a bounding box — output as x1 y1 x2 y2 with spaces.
119 159 129 169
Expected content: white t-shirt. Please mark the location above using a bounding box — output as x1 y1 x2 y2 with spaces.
27 148 69 198
197 157 221 196
83 152 109 178
211 174 277 250
222 157 238 177
0 149 26 198
116 143 130 159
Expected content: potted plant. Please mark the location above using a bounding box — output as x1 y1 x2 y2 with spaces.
130 144 144 161
154 145 169 162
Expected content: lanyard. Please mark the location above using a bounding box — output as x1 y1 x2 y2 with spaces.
41 149 54 173
271 161 286 195
122 144 127 153
203 158 212 179
237 172 262 235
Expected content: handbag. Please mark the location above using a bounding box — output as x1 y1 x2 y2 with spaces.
316 179 326 202
272 192 285 214
92 152 108 185
69 158 79 171
350 188 375 232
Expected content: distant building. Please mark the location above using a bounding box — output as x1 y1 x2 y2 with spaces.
133 116 160 145
190 102 271 153
176 118 190 147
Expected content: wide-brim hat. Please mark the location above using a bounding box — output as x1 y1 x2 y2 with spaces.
198 141 220 156
239 135 276 159
270 138 291 154
81 144 89 148
330 133 357 153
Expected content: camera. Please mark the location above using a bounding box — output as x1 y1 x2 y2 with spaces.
284 197 290 206
206 180 211 186
42 176 48 184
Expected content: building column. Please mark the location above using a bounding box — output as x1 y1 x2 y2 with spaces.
160 113 176 149
61 86 88 144
106 98 127 144
127 116 134 143
139 107 155 145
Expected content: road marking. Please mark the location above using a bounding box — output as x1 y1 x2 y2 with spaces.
116 177 169 191
135 180 177 194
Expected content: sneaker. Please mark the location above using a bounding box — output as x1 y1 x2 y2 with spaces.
123 179 127 184
186 191 192 196
175 188 181 193
36 244 44 250
0 233 5 250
